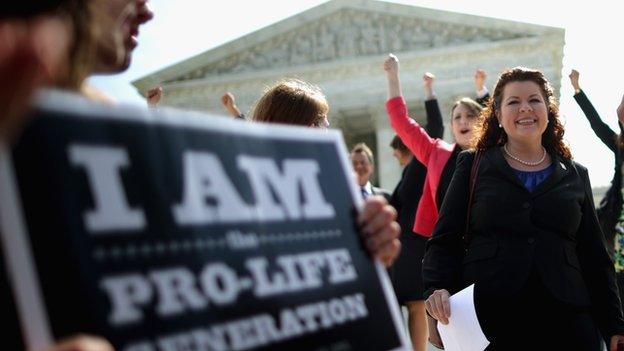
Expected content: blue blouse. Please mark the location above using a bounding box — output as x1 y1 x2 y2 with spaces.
513 164 555 192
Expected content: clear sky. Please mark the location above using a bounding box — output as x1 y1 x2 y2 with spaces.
89 0 624 187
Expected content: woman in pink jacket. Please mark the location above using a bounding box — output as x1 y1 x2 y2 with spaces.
383 54 482 350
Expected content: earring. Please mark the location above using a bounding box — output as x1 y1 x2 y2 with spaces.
498 123 502 128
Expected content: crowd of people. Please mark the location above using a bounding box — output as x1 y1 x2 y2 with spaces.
2 1 624 350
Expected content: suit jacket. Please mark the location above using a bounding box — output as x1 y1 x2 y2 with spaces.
371 186 391 202
423 148 624 337
391 158 425 237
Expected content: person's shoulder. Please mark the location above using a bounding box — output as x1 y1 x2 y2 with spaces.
459 148 476 157
556 156 588 180
569 159 588 177
373 186 391 194
457 148 479 161
570 159 587 171
373 187 392 199
457 147 499 170
554 154 586 173
448 148 477 172
432 139 455 152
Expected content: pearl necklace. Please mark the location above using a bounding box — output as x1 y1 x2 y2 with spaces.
503 144 547 166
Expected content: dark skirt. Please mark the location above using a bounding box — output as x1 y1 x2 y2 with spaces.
389 232 428 305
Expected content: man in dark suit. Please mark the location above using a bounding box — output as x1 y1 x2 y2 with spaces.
350 142 391 201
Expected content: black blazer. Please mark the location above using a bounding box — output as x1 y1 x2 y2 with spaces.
476 92 491 108
423 148 624 337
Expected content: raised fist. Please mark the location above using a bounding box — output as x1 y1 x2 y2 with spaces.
146 86 162 107
568 69 580 91
383 53 399 77
474 69 487 91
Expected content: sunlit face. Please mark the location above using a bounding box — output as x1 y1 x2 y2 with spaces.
451 103 478 149
392 148 412 166
497 81 549 144
351 152 373 186
94 0 153 73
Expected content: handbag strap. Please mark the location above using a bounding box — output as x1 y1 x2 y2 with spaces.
464 150 482 246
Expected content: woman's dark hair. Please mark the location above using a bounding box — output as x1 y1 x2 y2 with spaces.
390 135 409 154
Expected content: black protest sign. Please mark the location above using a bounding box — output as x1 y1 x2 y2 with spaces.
0 91 409 351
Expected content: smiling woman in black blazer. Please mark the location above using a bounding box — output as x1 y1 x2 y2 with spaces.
423 67 624 350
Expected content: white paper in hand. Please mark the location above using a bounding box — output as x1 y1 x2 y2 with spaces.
436 284 489 351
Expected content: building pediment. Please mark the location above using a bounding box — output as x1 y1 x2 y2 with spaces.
133 0 562 92
163 8 526 82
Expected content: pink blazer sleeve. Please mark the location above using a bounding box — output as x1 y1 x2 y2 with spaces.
386 96 436 166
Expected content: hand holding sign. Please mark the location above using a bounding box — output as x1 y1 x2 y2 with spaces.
1 91 409 351
46 335 113 351
359 196 400 267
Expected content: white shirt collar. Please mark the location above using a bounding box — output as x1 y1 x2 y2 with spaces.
361 181 373 195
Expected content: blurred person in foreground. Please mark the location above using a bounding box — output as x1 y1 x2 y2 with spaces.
1 1 152 350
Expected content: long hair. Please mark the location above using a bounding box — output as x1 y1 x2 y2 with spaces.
251 79 329 127
471 67 571 159
54 0 98 90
